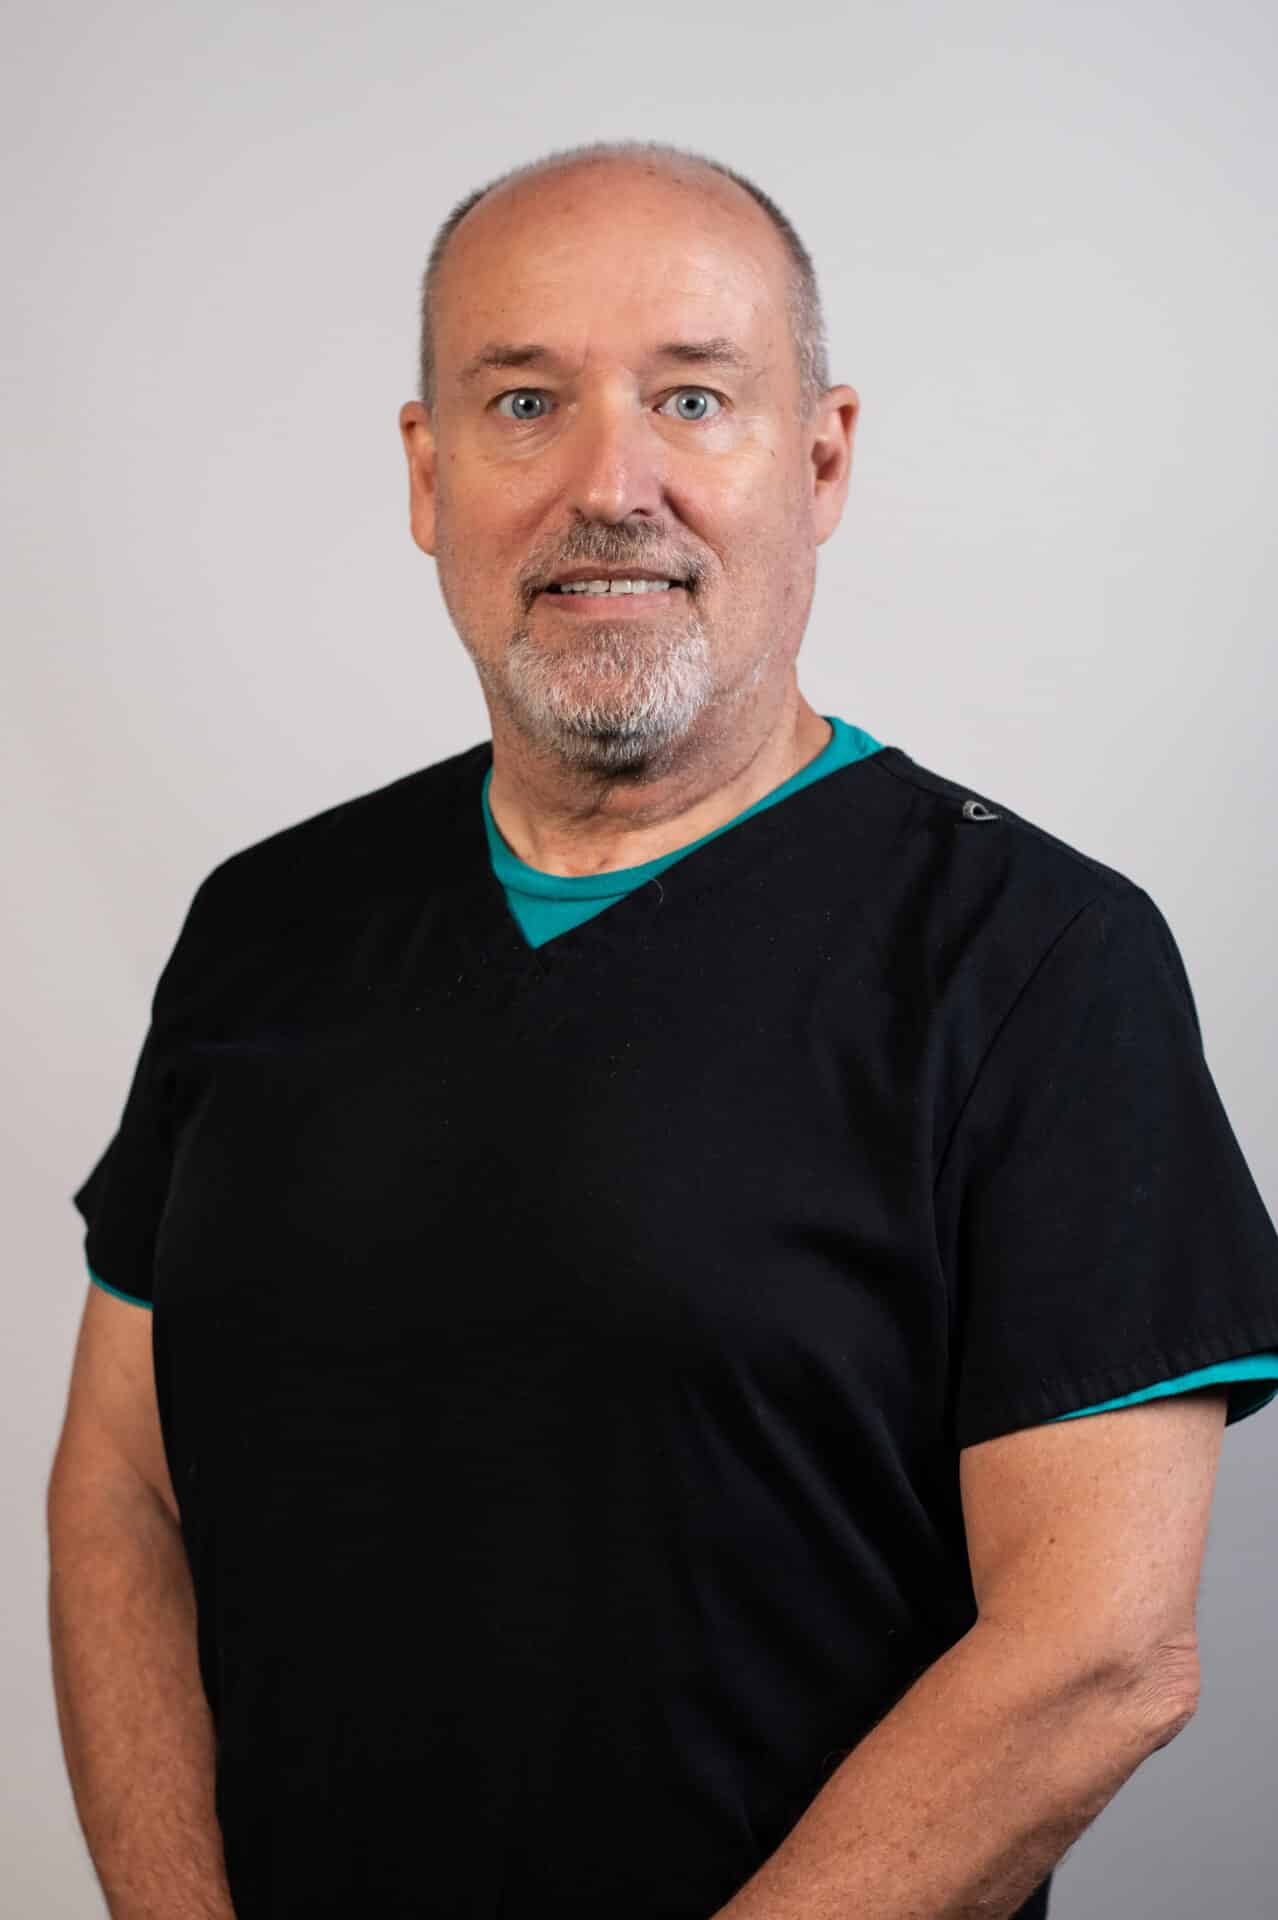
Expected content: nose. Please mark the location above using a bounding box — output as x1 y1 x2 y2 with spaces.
562 389 666 524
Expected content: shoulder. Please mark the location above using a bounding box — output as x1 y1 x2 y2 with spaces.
195 737 490 923
149 739 492 1016
867 740 1149 925
859 744 1184 1038
854 750 1205 1169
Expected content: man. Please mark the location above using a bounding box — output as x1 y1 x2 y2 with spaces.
49 139 1278 1920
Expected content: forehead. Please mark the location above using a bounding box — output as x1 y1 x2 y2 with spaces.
434 163 792 382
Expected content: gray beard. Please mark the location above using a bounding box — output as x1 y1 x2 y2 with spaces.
483 618 721 775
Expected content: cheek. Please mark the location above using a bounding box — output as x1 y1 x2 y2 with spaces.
715 450 809 550
728 499 810 589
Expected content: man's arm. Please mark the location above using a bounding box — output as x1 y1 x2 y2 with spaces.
713 1387 1225 1920
46 1283 235 1920
710 1612 1194 1920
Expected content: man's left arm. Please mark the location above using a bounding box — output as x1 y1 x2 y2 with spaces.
711 1387 1226 1920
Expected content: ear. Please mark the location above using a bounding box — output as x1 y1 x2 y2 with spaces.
808 384 859 548
398 401 439 557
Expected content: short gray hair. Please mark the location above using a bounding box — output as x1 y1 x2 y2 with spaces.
416 139 829 422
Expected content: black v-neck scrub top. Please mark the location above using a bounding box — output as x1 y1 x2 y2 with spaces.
72 737 1278 1920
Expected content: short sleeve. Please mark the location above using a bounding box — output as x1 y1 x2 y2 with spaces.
936 882 1278 1451
71 872 218 1308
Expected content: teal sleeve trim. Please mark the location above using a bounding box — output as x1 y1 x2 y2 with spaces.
1050 1353 1278 1424
87 1266 153 1311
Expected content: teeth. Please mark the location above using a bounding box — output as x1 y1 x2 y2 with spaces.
555 578 675 594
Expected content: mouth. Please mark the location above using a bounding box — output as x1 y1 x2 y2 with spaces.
537 574 690 611
537 588 688 617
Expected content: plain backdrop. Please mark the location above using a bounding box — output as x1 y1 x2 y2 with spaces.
5 0 1276 1912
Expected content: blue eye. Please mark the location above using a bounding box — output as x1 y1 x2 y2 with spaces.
492 387 724 422
657 389 723 422
494 390 552 421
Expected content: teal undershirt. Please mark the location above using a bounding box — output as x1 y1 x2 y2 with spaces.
88 714 1278 1428
479 713 1278 1432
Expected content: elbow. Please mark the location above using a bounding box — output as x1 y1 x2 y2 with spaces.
1115 1639 1201 1748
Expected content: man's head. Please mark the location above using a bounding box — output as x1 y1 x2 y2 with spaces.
398 140 858 780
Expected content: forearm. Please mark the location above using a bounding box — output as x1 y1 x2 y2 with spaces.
713 1618 1195 1920
46 1474 235 1920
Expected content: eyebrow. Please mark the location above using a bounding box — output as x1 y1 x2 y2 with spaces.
456 336 754 387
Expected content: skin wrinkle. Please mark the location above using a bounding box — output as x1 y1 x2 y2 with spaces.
398 152 859 880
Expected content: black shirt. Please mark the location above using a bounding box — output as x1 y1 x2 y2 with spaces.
73 738 1278 1919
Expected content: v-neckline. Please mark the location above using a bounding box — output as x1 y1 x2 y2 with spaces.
442 739 908 985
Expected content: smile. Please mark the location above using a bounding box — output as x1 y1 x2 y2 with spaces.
546 578 680 595
538 581 688 613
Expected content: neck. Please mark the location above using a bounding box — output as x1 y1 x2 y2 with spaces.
484 686 833 879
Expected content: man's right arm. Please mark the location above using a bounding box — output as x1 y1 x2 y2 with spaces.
45 1282 236 1920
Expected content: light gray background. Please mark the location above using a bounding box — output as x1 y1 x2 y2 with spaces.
5 0 1275 1912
